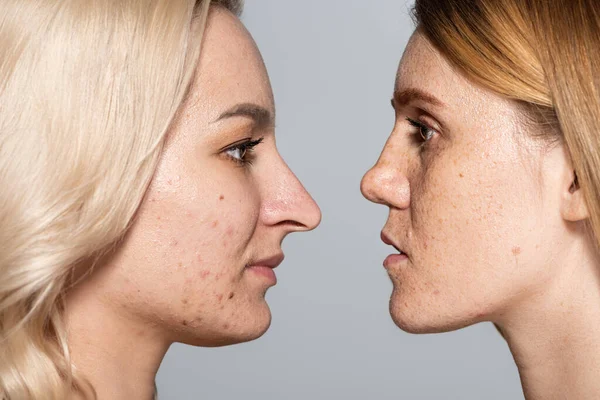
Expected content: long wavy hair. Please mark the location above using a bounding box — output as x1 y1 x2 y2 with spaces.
413 0 600 247
0 0 242 398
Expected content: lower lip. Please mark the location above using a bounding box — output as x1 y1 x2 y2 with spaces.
246 266 277 285
384 253 408 269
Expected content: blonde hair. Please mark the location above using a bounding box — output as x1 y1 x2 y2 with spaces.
0 0 241 398
413 0 600 247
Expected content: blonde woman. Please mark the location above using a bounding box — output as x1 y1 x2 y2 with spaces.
361 0 600 398
0 1 321 399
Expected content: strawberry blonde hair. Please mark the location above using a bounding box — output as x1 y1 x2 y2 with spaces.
413 0 600 247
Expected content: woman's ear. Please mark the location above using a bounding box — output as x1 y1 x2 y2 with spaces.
561 171 590 222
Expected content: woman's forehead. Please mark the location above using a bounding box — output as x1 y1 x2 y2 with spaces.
186 8 274 123
395 33 466 103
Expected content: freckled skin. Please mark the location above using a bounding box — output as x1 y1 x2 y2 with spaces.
362 32 572 333
87 9 321 348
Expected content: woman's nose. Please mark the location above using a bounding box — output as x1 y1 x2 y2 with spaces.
261 156 321 232
361 155 411 210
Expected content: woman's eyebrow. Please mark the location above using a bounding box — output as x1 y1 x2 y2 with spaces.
392 88 445 109
215 103 275 129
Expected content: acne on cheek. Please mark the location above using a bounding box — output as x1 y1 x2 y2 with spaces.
214 272 224 280
221 226 235 248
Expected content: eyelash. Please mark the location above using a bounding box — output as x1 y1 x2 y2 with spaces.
406 117 436 144
223 137 264 166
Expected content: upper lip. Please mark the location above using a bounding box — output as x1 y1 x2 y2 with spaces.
381 231 406 255
247 253 285 269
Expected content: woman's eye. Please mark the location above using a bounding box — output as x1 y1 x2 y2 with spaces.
225 146 247 161
406 117 436 143
223 138 264 166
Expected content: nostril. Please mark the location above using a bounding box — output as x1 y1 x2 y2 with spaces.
280 220 305 228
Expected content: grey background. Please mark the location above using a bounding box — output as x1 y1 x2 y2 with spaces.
157 1 524 399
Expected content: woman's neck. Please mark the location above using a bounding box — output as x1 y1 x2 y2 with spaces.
498 244 600 400
65 281 170 400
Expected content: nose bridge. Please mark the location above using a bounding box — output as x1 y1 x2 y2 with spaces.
261 153 321 231
361 140 411 209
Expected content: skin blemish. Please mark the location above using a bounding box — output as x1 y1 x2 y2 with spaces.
219 195 225 201
433 290 440 296
182 298 188 305
200 270 210 279
170 239 178 247
182 320 188 326
223 323 230 329
459 173 464 178
512 246 522 256
211 220 219 228
226 227 234 237
228 292 235 300
217 294 224 302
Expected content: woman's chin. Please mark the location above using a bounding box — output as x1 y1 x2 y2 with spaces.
389 290 484 334
177 305 273 347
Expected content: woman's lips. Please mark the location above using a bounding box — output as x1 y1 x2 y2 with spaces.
384 253 409 269
381 231 409 269
245 253 284 285
246 265 277 284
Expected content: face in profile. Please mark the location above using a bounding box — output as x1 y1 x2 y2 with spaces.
78 8 321 346
361 31 575 333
